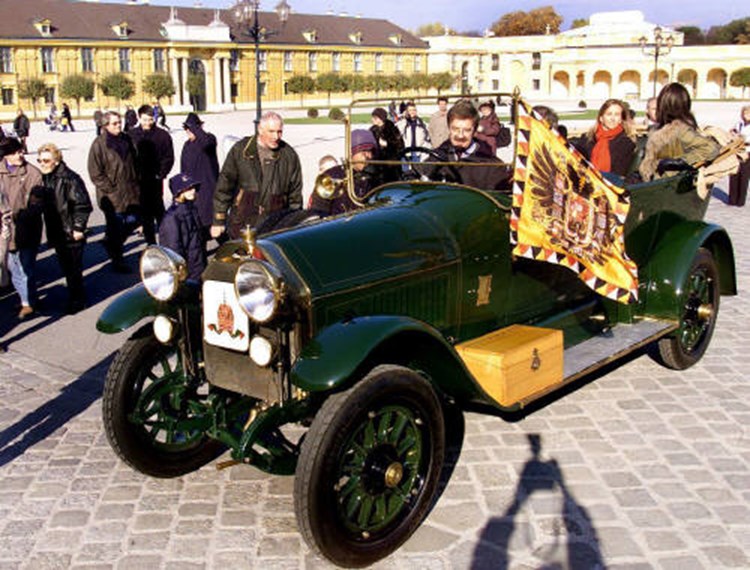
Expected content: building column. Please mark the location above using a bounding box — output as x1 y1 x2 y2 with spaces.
223 58 231 107
170 54 181 106
180 58 190 109
213 57 222 108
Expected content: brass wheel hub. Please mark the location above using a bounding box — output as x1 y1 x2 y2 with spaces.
697 303 713 321
384 462 404 488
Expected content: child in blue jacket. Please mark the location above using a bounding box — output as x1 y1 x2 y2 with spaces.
159 173 206 280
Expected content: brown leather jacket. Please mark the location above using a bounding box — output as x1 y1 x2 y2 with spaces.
87 132 140 213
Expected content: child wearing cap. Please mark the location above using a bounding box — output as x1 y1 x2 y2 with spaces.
159 173 206 281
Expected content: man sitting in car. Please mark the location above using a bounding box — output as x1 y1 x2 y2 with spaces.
427 100 512 191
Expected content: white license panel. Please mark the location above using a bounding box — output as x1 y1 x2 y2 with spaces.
203 280 250 352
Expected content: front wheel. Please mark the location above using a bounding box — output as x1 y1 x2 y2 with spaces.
102 326 224 477
294 365 445 568
655 247 720 370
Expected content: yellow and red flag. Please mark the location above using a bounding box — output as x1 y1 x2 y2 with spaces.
510 101 639 304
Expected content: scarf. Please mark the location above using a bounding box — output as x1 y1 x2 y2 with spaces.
590 123 623 173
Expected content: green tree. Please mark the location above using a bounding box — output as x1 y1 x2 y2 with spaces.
430 72 455 94
143 73 176 103
316 72 347 105
59 74 95 117
730 67 750 97
363 74 383 96
737 21 750 44
415 22 452 36
17 78 47 118
390 74 411 97
706 17 750 44
491 6 562 36
570 18 588 30
286 74 316 105
676 26 705 45
99 73 135 109
342 73 367 96
410 73 431 95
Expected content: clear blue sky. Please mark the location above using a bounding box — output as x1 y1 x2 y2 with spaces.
157 0 742 33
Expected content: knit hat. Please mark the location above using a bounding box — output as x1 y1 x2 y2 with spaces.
479 100 495 111
0 137 23 158
371 108 388 123
350 129 376 155
182 112 204 131
169 173 200 197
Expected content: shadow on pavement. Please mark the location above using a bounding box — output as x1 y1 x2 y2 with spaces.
471 434 605 570
0 354 112 467
0 224 143 349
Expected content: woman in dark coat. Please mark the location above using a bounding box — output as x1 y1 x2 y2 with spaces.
575 99 636 177
180 112 219 238
370 107 404 183
476 100 502 156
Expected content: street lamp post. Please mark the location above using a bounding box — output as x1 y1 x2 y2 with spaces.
231 0 291 133
639 26 674 98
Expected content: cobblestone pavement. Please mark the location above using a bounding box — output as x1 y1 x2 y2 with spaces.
1 109 749 569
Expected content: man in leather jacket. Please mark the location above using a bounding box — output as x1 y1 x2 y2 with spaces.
38 143 92 313
211 111 302 240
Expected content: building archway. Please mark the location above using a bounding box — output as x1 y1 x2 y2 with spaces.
617 70 641 99
551 71 570 98
591 70 611 99
677 69 698 97
646 69 669 98
188 58 207 111
706 68 728 99
510 60 527 93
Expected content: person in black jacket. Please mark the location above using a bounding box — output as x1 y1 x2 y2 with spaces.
180 112 219 240
370 107 404 183
13 108 30 153
159 173 206 281
37 143 92 313
130 104 175 245
60 103 74 132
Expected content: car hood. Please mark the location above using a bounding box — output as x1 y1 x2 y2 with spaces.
261 184 509 299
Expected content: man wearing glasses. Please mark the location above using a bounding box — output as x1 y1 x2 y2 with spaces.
38 143 92 314
0 137 44 319
87 110 140 272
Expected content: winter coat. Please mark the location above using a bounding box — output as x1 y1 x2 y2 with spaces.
180 125 220 227
61 105 72 123
158 200 206 281
370 120 404 183
13 114 29 138
639 120 720 181
428 110 450 149
87 131 140 213
0 188 12 286
213 135 303 239
397 116 431 150
129 125 175 185
41 161 93 246
476 113 502 156
428 139 512 192
0 159 44 250
574 130 636 176
124 108 138 132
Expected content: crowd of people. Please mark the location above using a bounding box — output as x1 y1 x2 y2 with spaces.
0 84 746 333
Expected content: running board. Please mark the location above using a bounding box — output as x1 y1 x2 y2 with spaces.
562 318 678 383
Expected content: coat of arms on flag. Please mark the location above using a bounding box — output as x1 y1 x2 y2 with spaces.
510 101 639 304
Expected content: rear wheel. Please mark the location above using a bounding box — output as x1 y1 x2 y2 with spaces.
102 326 224 477
656 248 719 370
294 365 445 567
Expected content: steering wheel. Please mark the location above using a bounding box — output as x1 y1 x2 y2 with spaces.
397 146 463 183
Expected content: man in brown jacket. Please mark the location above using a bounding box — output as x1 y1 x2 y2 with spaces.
87 110 140 272
0 137 44 318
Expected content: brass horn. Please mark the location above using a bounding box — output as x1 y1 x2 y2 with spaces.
313 172 346 200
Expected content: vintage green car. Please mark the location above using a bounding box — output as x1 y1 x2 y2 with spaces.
97 95 736 567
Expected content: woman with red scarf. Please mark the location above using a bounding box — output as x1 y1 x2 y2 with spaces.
575 99 636 177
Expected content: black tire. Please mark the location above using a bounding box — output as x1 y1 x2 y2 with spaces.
655 248 719 370
102 326 224 478
294 365 445 568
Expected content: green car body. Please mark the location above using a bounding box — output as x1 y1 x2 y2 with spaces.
97 110 735 567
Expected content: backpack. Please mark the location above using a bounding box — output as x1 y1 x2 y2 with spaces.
496 124 512 148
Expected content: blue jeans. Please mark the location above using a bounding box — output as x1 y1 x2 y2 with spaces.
8 248 38 307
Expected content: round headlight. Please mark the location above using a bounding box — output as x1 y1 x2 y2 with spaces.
250 335 275 367
235 261 283 323
140 246 187 301
153 315 176 344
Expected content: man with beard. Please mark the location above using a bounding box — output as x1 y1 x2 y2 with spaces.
211 111 302 240
37 143 92 314
129 104 174 244
428 100 512 192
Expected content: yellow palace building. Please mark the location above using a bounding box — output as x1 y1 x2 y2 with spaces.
425 11 750 102
0 0 428 119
